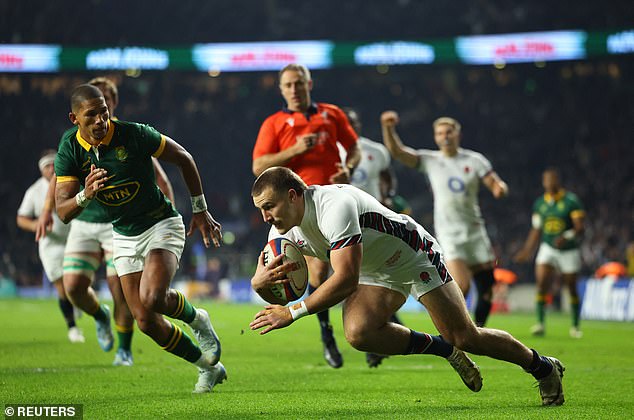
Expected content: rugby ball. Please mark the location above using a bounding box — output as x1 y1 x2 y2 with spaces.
262 237 309 304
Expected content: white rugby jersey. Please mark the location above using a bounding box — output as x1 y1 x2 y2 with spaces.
17 177 70 242
350 137 391 200
416 148 492 237
269 184 450 281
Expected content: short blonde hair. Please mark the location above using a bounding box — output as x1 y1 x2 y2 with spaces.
279 63 311 83
433 117 461 133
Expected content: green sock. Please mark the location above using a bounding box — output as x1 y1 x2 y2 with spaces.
571 296 581 327
161 322 202 363
536 294 546 324
167 290 196 324
117 329 133 351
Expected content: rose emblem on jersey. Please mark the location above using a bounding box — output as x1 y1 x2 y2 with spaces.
115 146 128 162
419 271 431 283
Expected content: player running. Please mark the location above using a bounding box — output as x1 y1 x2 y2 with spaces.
54 84 225 392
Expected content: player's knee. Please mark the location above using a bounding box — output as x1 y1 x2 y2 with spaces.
139 289 167 312
343 321 372 351
134 314 157 335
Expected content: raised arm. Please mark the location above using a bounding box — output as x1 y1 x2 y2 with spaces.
482 171 509 199
380 111 420 169
156 135 222 248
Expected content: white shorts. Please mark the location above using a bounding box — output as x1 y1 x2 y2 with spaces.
64 219 116 277
358 228 453 300
436 225 494 266
112 216 185 276
38 238 66 282
535 242 581 274
65 219 113 254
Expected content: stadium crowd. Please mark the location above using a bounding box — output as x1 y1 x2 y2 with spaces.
2 57 631 288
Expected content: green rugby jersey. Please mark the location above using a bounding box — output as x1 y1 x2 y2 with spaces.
58 127 110 224
532 190 585 250
55 120 178 236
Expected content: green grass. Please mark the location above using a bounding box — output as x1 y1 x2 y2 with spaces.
1 299 633 419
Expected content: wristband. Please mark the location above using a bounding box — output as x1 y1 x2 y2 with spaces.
562 229 576 240
75 189 91 208
289 301 309 321
191 194 207 213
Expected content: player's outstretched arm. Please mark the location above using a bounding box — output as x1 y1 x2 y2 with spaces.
303 244 362 314
380 111 420 168
156 136 222 248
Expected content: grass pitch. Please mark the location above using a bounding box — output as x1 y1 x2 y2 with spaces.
1 298 633 419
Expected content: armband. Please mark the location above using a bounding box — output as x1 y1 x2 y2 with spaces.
562 229 576 240
289 301 309 321
191 194 208 213
75 190 91 208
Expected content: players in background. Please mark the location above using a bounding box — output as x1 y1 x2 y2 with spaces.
252 64 361 368
37 77 176 366
344 107 407 368
54 84 225 392
514 168 586 338
17 149 84 343
250 167 566 407
381 112 508 327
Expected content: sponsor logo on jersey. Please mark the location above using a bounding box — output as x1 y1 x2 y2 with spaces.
115 146 128 162
448 176 465 193
295 239 306 248
286 118 295 127
95 181 140 206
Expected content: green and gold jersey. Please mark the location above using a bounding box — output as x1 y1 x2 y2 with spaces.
55 120 178 236
532 190 584 250
57 127 111 224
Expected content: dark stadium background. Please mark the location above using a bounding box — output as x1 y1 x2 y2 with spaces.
1 1 632 290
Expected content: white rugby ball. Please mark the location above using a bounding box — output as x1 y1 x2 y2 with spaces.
262 237 309 304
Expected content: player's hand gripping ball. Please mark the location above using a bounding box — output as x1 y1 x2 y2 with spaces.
262 237 308 304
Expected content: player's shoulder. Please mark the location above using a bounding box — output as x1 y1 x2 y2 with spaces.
58 126 79 148
316 102 346 117
261 110 291 127
564 190 582 204
459 148 488 160
112 119 154 133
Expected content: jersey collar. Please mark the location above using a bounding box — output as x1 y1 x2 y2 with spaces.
282 102 318 116
544 189 565 203
75 120 115 151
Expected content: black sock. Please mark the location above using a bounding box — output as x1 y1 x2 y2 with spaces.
309 284 333 339
526 349 554 379
403 329 453 357
473 269 495 327
390 313 403 325
58 298 76 328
